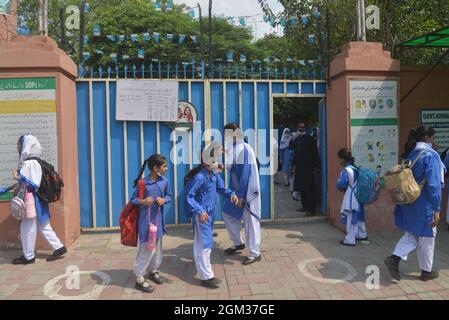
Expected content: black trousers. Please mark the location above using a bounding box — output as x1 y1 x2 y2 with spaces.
300 186 317 214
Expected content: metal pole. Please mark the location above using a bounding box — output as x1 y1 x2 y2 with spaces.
198 3 204 62
360 0 366 41
208 0 212 78
79 0 86 64
60 6 66 50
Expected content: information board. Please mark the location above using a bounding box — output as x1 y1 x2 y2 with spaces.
349 80 399 176
116 79 178 122
420 109 449 151
0 77 58 201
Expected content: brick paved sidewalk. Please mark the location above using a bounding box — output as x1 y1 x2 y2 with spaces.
1 219 449 300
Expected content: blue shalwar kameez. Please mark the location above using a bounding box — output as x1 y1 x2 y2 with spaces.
337 164 367 245
185 167 234 280
131 176 172 278
392 143 442 272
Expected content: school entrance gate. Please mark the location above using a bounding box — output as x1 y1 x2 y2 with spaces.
76 66 327 231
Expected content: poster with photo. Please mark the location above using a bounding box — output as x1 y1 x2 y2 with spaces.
349 80 399 176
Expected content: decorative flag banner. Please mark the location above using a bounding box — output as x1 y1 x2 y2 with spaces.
123 55 130 60
301 15 309 25
226 51 234 62
93 25 101 36
263 16 270 22
308 60 315 65
107 34 116 42
289 16 298 26
143 32 151 41
287 57 294 62
280 17 286 27
82 51 90 61
263 57 270 63
166 0 173 11
119 35 125 42
152 58 160 62
215 58 223 62
110 53 117 63
298 60 306 66
130 34 138 42
240 54 246 63
308 34 315 44
178 34 185 44
153 32 160 43
274 57 280 63
239 17 246 26
166 34 174 42
95 49 104 54
84 2 90 13
314 10 321 19
138 48 145 59
188 8 195 18
154 1 161 11
83 35 89 45
253 59 261 64
190 35 197 43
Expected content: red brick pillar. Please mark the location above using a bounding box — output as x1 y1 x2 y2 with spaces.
0 35 80 249
326 42 401 232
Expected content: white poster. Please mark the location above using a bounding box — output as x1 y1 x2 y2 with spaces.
0 77 58 200
116 79 179 122
349 80 398 176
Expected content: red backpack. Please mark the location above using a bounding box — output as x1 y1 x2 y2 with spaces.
119 179 145 247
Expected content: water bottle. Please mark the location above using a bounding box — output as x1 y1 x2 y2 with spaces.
25 190 36 219
147 207 158 250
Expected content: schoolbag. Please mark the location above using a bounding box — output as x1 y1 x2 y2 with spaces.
349 166 381 205
10 184 26 220
27 157 64 203
384 150 426 205
119 179 145 247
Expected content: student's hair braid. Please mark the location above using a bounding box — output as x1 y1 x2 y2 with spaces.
133 159 148 188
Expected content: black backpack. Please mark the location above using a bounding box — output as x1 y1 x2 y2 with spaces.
27 157 64 203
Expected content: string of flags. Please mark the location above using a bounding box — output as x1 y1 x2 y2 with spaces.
86 26 198 46
82 46 316 68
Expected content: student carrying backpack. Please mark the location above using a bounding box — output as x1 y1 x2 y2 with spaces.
336 148 369 246
27 157 64 203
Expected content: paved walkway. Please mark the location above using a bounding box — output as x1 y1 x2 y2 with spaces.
1 220 449 300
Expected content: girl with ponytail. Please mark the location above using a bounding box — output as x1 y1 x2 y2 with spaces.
385 126 442 282
336 148 367 246
131 154 172 293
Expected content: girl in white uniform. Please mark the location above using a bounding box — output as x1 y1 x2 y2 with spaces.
12 135 66 264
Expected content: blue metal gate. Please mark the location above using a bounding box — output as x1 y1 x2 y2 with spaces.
76 65 327 230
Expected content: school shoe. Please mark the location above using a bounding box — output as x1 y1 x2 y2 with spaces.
339 240 356 247
201 278 220 289
356 237 369 241
224 244 246 255
135 280 154 293
420 270 439 281
12 255 35 265
384 255 401 281
47 246 67 262
148 271 164 285
242 255 262 265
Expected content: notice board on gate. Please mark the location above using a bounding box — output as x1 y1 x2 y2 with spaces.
116 79 178 122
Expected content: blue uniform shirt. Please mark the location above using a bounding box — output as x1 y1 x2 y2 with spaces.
131 175 172 242
223 145 251 219
394 148 442 237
